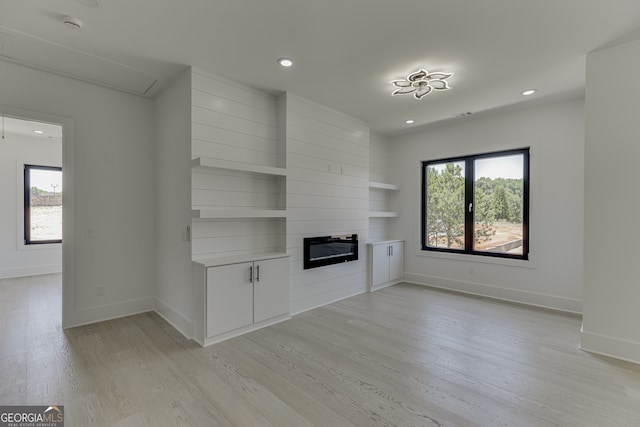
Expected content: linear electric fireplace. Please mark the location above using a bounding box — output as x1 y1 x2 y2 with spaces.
303 234 358 269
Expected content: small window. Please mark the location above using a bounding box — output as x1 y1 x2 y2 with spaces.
24 165 62 245
422 148 529 260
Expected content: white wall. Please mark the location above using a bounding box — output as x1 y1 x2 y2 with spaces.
154 68 193 336
581 38 640 364
391 98 585 312
0 130 62 278
1 60 156 327
190 68 285 259
285 94 370 313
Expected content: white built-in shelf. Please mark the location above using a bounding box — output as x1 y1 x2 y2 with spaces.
368 211 399 218
192 208 287 219
191 157 287 177
369 181 399 191
192 251 289 268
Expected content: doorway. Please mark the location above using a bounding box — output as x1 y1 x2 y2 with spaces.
1 107 74 328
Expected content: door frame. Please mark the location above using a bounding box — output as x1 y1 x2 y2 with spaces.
3 106 75 328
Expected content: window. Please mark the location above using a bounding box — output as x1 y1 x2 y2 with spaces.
421 148 529 260
24 165 62 245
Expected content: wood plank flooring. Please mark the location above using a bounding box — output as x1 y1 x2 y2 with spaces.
1 274 640 426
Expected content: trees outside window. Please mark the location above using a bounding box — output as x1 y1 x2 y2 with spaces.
422 149 529 260
24 165 62 245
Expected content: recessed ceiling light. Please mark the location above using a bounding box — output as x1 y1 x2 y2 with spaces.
522 89 537 96
405 119 415 124
33 130 44 134
277 58 293 67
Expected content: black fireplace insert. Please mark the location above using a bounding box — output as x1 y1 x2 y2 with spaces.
303 234 358 269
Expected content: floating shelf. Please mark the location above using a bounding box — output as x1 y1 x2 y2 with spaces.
192 157 287 177
368 211 399 218
192 208 287 219
369 182 399 191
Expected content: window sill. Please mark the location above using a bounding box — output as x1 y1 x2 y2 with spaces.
415 248 537 269
18 242 62 252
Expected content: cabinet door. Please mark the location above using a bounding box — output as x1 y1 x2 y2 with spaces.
253 257 290 323
389 241 404 282
206 262 253 337
371 244 391 287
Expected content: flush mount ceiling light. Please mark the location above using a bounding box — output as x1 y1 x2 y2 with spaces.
522 89 537 96
405 119 415 124
33 130 44 134
391 69 453 100
277 58 293 67
62 15 83 30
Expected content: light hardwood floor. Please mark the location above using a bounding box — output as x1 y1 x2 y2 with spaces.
1 274 640 426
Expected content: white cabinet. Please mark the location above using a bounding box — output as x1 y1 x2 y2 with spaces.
253 257 290 323
206 262 253 337
368 240 404 291
193 254 290 346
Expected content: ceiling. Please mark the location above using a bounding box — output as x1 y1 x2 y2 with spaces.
2 116 63 140
2 0 640 135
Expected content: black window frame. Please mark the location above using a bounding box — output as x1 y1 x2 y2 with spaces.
421 148 530 260
24 164 63 245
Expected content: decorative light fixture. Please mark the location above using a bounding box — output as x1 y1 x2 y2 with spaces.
391 69 453 99
277 58 293 67
405 119 415 124
522 89 537 96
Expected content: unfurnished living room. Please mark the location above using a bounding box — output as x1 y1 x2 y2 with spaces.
1 1 640 426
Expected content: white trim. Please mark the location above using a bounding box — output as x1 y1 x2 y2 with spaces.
404 273 582 314
290 288 368 316
64 297 155 329
580 328 640 366
198 313 290 347
414 249 538 269
1 106 75 329
0 264 61 279
154 297 194 339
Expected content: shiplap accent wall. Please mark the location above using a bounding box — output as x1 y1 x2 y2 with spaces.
285 94 370 314
369 131 395 242
190 68 285 259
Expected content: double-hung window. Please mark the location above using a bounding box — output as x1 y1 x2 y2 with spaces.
24 164 63 245
421 148 529 260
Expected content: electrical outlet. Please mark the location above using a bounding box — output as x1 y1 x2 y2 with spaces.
96 286 105 297
105 153 114 164
85 228 95 238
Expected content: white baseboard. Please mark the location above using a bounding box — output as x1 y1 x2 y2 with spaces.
64 297 155 329
155 297 193 339
291 288 368 316
580 328 640 365
199 313 290 347
0 264 62 279
404 272 582 314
